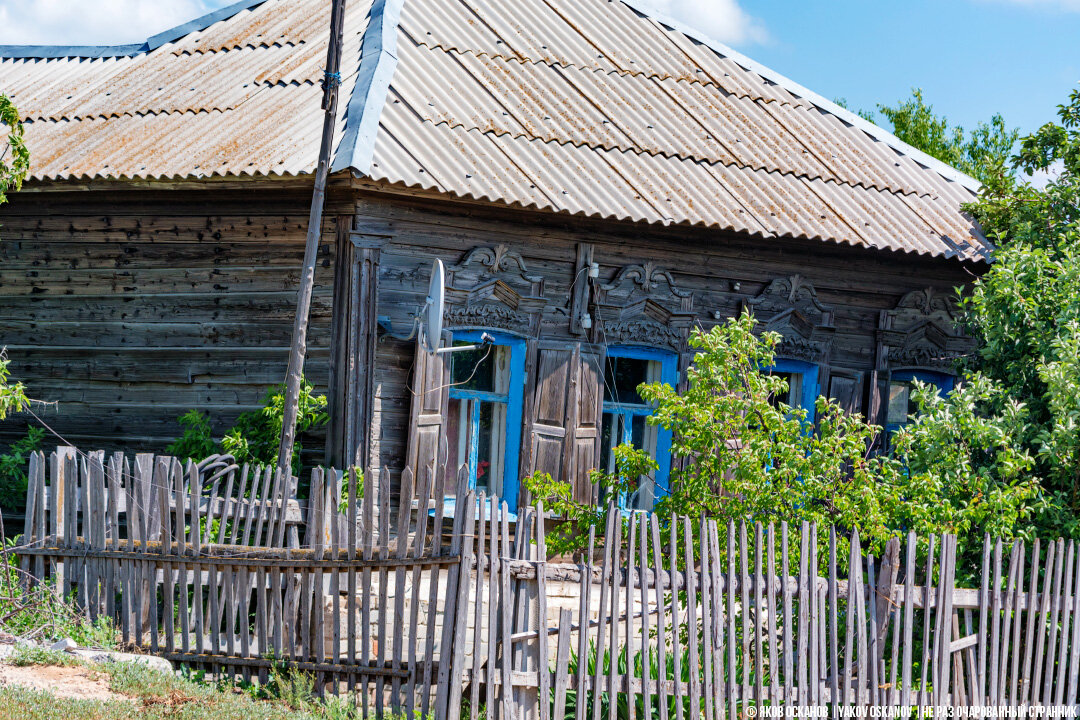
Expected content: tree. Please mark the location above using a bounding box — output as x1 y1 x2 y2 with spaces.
0 94 29 208
0 97 30 420
527 312 1041 561
924 88 1080 539
860 89 1019 187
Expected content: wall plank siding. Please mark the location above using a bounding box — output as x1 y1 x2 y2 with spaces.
0 181 343 462
3 179 979 489
357 190 979 492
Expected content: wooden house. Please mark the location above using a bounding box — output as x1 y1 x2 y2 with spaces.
0 0 989 512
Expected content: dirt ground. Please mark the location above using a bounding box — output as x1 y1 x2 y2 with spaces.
0 662 132 702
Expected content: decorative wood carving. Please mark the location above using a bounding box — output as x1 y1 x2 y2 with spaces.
866 287 974 433
600 262 692 299
456 243 543 285
742 274 835 363
591 261 695 351
443 244 547 335
878 287 972 371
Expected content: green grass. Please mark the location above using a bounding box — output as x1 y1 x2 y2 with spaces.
8 644 79 667
0 652 387 719
0 549 119 650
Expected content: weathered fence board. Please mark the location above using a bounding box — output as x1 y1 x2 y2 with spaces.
17 446 1080 719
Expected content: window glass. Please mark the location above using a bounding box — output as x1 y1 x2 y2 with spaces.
600 350 673 513
887 381 914 426
769 371 803 409
886 371 954 434
447 342 512 496
604 356 649 405
450 344 497 392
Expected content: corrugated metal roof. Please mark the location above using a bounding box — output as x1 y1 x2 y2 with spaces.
0 0 990 261
0 0 370 181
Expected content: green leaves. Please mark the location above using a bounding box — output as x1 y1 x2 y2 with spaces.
947 88 1080 537
0 348 30 421
638 312 905 556
0 94 29 208
872 88 1019 186
167 377 329 476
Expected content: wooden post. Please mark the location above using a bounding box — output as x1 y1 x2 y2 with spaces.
874 538 901 669
276 0 349 474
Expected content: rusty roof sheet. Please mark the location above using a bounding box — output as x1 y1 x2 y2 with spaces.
1 0 370 180
0 0 990 261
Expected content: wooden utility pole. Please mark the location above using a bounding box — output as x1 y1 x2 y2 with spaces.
277 0 349 475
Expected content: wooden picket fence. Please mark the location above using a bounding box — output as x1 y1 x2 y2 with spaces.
14 446 1080 718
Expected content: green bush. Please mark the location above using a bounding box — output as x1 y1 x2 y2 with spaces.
167 378 329 476
0 426 44 514
528 312 1041 566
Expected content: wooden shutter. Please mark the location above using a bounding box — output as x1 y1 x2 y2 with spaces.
404 331 451 490
827 369 865 415
570 345 604 503
527 343 604 504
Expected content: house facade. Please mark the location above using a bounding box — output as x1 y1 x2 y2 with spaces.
0 0 988 512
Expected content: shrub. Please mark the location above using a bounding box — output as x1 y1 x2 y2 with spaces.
167 378 329 476
0 426 44 514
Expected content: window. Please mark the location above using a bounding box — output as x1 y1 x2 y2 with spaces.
599 347 676 512
444 330 525 509
767 358 820 421
886 369 955 433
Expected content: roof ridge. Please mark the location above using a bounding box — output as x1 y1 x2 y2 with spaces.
332 0 406 174
0 0 270 59
617 0 982 194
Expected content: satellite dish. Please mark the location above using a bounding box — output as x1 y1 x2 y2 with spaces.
422 259 445 354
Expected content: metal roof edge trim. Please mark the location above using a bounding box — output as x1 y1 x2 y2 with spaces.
619 0 983 194
332 0 404 174
144 0 271 51
0 0 269 59
0 43 146 59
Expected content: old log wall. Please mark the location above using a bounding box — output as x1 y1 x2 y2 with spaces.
355 189 979 489
0 179 345 460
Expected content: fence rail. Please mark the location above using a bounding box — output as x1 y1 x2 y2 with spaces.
14 446 1080 719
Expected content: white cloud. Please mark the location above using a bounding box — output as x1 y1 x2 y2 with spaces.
0 0 769 49
641 0 768 46
0 0 226 46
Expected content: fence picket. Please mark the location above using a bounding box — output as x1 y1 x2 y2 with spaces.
683 517 699 720
25 449 1080 719
1043 539 1068 705
998 541 1019 704
638 514 652 720
1053 541 1075 706
650 514 670 720
725 522 736 715
1023 539 1046 704
669 520 684 720
770 524 782 710
696 519 712 720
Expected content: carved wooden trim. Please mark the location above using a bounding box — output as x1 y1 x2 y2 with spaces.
456 243 543 285
600 261 691 299
443 244 548 336
742 274 835 363
591 262 695 351
876 287 971 372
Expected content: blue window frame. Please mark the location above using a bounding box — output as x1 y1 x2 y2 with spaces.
600 346 677 512
768 358 820 422
886 369 955 434
445 329 526 510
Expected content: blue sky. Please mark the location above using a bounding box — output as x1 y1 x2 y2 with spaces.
0 0 1076 137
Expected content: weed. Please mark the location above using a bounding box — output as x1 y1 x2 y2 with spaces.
10 644 79 667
